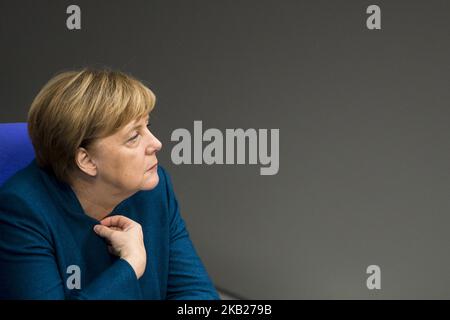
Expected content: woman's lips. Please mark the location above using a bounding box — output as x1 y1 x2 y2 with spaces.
146 162 158 172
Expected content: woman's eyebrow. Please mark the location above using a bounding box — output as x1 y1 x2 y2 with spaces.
125 117 150 136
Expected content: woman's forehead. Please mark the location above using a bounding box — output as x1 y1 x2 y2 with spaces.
111 115 149 139
124 115 149 130
90 114 151 147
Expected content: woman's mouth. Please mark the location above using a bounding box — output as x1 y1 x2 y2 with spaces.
145 162 158 172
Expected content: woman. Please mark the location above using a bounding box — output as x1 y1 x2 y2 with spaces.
0 68 219 300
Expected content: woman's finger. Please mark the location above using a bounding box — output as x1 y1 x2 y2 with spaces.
100 215 134 229
93 224 115 239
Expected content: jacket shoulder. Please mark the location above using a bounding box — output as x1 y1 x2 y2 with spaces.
0 160 52 219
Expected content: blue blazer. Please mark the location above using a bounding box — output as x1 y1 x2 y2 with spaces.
0 159 219 300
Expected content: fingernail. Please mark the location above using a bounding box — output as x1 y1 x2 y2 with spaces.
93 225 100 233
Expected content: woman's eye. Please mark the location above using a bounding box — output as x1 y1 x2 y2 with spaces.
130 134 139 142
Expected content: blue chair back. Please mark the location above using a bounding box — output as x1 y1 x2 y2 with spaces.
0 123 35 187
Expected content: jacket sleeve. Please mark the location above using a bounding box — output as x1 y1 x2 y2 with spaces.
161 167 220 300
0 195 142 300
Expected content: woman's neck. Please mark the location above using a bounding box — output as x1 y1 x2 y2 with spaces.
70 176 128 221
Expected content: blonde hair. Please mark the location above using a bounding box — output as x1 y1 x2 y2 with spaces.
28 67 156 185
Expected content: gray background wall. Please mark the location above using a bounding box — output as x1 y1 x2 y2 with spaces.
1 0 449 299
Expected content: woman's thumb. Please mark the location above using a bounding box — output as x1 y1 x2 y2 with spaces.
94 224 114 239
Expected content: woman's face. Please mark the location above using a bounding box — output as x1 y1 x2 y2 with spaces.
87 115 162 193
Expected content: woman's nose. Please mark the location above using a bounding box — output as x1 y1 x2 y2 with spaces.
146 132 162 153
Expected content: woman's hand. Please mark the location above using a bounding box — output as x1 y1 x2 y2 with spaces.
93 215 147 279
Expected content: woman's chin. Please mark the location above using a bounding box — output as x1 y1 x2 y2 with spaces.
141 173 159 190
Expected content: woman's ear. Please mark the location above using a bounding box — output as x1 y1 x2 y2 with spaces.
75 147 97 177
